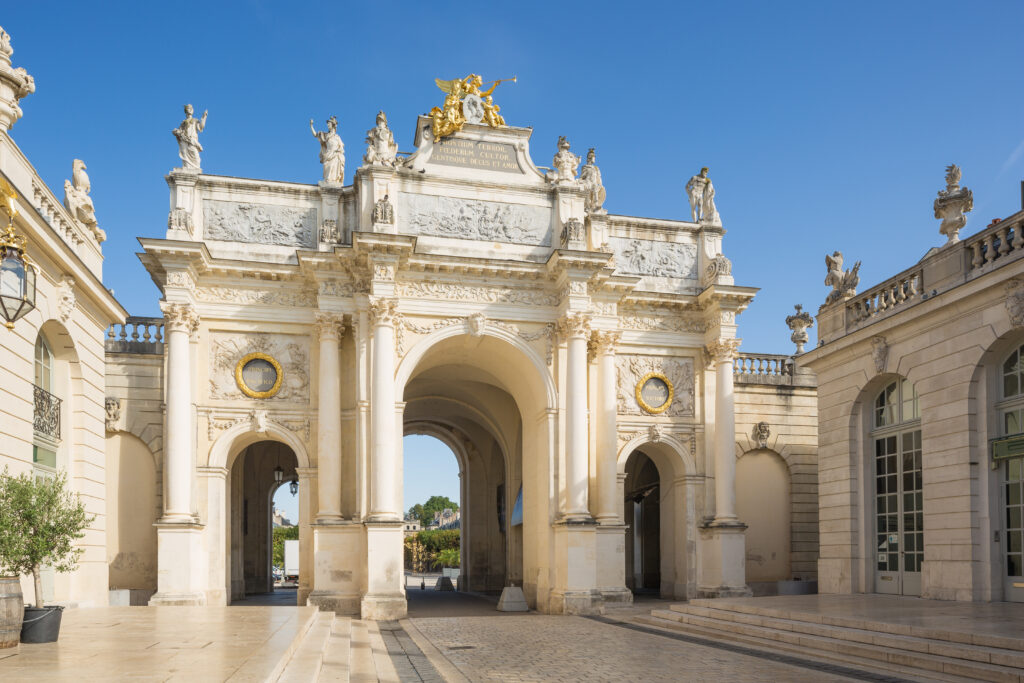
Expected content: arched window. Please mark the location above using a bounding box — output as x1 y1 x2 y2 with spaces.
32 333 59 469
34 334 53 392
871 378 922 595
998 345 1024 600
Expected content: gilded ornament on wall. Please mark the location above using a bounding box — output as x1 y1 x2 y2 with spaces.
635 372 674 415
235 352 284 399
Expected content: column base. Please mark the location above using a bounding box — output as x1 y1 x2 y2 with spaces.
311 522 364 615
696 521 752 598
150 522 207 606
149 592 207 606
595 524 631 606
551 521 604 615
309 591 361 615
548 589 605 615
360 593 407 620
362 521 406 620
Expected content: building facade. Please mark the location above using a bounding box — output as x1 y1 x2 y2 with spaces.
0 26 126 607
801 172 1024 603
102 87 819 618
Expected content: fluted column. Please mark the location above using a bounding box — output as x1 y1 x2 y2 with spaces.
160 301 198 521
707 338 742 523
369 297 400 521
560 312 592 520
315 312 345 522
593 330 621 524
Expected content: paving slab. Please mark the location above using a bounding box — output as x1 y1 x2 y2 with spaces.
0 605 316 682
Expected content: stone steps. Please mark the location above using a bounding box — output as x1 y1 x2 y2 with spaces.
633 613 967 683
276 611 400 683
317 616 352 682
639 602 1024 683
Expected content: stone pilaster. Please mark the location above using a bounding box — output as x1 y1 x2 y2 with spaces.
559 312 592 521
315 312 345 522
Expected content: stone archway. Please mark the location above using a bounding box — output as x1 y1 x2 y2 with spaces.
205 423 313 605
395 326 555 608
617 435 697 600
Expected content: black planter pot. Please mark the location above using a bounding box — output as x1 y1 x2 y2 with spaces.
20 606 63 643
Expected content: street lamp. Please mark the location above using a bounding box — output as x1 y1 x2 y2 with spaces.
0 177 35 330
273 465 283 484
289 478 298 496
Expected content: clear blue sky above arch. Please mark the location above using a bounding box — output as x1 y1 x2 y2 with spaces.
3 0 1023 354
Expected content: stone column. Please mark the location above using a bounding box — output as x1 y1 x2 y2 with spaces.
368 297 400 521
696 337 751 598
160 301 197 522
708 339 741 523
560 312 592 521
593 330 621 524
314 312 345 522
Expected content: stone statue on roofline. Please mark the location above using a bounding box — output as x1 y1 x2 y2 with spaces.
686 167 721 225
172 104 207 171
934 164 973 245
310 115 345 184
824 251 861 306
63 159 105 242
363 110 398 167
546 136 580 185
579 148 606 215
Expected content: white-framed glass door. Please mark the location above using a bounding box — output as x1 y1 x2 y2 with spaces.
874 429 923 595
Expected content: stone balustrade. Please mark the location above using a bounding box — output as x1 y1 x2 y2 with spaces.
106 316 165 354
816 209 1024 345
965 214 1024 277
846 267 923 325
735 353 817 388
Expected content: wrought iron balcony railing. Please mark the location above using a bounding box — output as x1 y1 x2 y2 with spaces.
33 384 61 440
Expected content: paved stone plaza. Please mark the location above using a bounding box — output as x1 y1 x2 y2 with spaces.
9 593 1019 681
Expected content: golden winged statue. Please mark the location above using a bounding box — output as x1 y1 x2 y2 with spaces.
429 74 515 140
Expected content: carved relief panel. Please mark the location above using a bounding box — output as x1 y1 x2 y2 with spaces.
616 354 695 416
397 193 551 246
209 332 310 402
609 237 698 280
203 200 316 247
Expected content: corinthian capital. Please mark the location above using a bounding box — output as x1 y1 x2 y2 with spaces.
368 296 400 327
160 301 199 334
705 338 741 366
591 329 621 355
557 311 592 340
314 311 345 341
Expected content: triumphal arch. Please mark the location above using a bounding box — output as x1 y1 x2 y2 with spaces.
130 76 761 618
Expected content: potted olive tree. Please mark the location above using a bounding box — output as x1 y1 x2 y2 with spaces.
0 468 92 643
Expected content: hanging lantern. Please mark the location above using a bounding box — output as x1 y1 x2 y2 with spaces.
0 178 35 330
273 465 284 484
289 478 298 496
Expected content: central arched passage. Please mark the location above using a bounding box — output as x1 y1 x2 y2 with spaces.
396 327 554 609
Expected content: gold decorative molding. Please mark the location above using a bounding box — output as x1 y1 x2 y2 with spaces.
235 352 283 399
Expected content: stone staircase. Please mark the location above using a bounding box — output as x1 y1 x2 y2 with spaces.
274 611 400 682
632 600 1024 683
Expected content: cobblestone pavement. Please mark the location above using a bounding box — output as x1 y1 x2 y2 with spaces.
409 614 872 682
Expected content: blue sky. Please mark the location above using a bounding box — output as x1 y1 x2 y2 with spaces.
6 2 1022 515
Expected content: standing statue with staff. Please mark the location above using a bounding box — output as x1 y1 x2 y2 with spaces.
429 74 516 139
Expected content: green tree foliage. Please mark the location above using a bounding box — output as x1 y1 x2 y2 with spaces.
407 495 459 527
435 547 460 568
403 529 460 572
0 469 94 607
272 525 299 567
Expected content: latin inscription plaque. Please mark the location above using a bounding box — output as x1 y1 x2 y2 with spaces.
430 138 523 173
242 358 277 393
